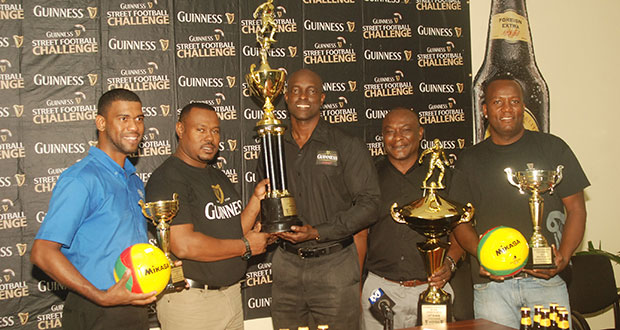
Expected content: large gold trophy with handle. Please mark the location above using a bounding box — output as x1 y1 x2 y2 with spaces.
139 193 185 290
391 139 474 326
246 0 301 233
504 163 563 269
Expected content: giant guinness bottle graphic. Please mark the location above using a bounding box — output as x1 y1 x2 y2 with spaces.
473 0 549 143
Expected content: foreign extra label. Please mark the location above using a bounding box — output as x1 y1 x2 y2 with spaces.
421 305 447 325
490 11 531 43
281 196 297 217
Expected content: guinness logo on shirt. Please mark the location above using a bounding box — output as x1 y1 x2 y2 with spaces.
211 184 224 204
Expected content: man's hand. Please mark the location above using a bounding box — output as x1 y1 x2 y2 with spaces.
253 179 269 200
245 227 271 256
522 245 567 279
479 265 508 282
276 225 319 244
429 263 452 288
97 269 157 306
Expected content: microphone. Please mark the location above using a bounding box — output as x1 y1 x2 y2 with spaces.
368 288 395 330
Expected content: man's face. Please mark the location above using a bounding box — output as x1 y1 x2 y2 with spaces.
483 80 525 142
99 100 144 155
382 109 423 162
176 108 220 167
284 70 325 122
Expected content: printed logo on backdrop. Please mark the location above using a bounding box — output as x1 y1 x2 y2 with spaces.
303 36 357 65
418 81 464 94
364 0 412 4
0 243 28 258
0 199 27 231
415 0 462 11
0 104 23 118
241 5 297 35
321 96 358 124
367 134 385 157
31 4 98 20
218 139 238 152
0 267 28 299
31 25 98 56
0 2 24 20
364 70 414 98
189 94 238 121
33 73 98 87
177 10 234 25
33 304 64 328
128 127 172 158
0 129 25 160
32 92 96 125
178 75 235 89
363 13 412 39
243 108 288 121
417 24 462 38
417 41 464 67
107 2 170 26
303 19 356 33
302 0 356 4
418 98 465 125
32 167 68 193
420 138 464 164
0 59 24 90
364 49 413 62
0 35 23 48
323 80 357 93
0 174 25 188
177 30 235 59
108 37 169 52
107 62 170 91
214 156 239 184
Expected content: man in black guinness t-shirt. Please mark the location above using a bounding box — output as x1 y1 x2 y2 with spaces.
146 103 271 330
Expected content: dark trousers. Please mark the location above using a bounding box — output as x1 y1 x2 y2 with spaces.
63 291 149 330
271 244 361 330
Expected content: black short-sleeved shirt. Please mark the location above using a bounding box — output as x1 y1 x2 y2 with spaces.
366 156 451 281
261 119 381 247
145 156 246 287
448 130 590 284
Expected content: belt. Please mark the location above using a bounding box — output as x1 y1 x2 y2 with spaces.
186 278 229 291
512 271 532 279
383 277 428 287
281 237 353 259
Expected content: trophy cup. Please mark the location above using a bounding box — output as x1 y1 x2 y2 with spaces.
139 193 185 290
505 163 563 269
245 0 301 233
391 139 474 326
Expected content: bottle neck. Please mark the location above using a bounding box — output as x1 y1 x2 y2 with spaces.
483 0 536 63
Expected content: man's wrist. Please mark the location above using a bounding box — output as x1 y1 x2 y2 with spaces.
445 255 457 273
241 237 252 261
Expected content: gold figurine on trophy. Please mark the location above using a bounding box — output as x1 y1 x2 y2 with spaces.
246 0 301 233
391 143 474 325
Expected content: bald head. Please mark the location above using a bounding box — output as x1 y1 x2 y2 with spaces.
382 107 423 170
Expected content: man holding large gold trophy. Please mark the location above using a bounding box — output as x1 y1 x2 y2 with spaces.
449 76 589 329
145 103 271 330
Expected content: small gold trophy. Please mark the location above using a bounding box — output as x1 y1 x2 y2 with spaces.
505 163 563 269
139 193 185 290
246 0 301 233
391 139 474 326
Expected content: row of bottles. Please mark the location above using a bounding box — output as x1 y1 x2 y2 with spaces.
279 326 328 330
520 304 569 330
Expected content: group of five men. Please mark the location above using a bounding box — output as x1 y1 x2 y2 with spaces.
31 68 588 330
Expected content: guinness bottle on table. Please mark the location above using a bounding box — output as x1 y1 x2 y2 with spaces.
520 307 533 330
473 0 549 143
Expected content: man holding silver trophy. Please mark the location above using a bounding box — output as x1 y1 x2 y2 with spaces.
449 76 589 329
145 103 272 330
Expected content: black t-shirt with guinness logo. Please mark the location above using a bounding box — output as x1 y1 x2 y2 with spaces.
146 156 245 287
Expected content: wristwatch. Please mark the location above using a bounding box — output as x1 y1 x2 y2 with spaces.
445 255 457 273
241 237 252 261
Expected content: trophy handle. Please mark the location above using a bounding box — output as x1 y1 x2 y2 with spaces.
138 200 153 220
550 165 564 194
390 203 406 224
504 167 524 194
172 193 179 202
455 202 475 226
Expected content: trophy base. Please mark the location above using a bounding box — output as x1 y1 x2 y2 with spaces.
525 246 556 269
166 265 186 291
417 288 452 326
260 197 302 233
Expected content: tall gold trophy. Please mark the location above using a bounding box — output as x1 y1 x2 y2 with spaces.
505 163 563 269
246 0 301 233
391 139 474 326
139 193 185 290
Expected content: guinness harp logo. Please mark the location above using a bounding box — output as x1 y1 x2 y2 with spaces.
225 13 235 24
147 2 153 9
87 7 98 19
160 104 170 116
226 76 236 88
2 205 7 212
404 50 412 61
87 73 98 86
348 80 357 92
18 312 29 325
88 140 98 147
288 46 297 57
15 174 25 187
346 21 355 32
457 138 465 149
159 39 169 51
455 27 462 38
211 184 225 204
16 243 27 256
227 139 237 151
13 104 23 117
456 83 464 93
13 35 23 48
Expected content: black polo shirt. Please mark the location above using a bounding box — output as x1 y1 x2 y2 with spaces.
261 119 381 247
366 156 451 281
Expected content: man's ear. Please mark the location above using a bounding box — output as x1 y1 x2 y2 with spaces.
95 114 105 132
482 104 488 118
175 121 184 137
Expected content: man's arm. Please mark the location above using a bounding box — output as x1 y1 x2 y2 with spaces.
353 229 368 275
240 179 268 234
429 233 465 288
30 239 156 306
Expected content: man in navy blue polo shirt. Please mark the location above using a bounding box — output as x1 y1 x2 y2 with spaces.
31 89 157 330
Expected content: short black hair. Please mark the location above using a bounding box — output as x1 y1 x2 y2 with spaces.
97 89 141 116
481 74 525 104
178 102 215 123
